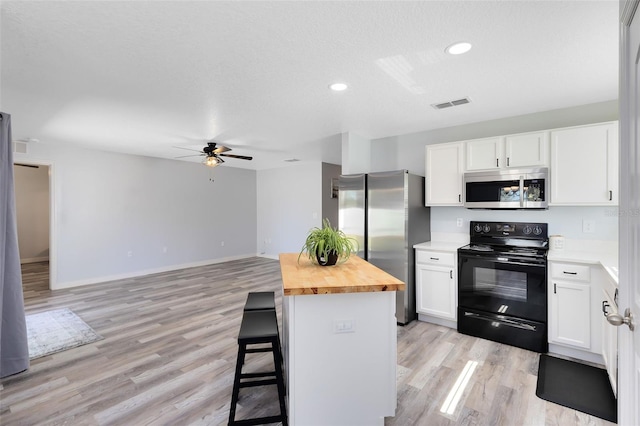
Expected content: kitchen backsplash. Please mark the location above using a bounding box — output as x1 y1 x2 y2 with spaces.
430 206 619 241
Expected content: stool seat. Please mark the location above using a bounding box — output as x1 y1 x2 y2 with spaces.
238 310 279 342
244 291 276 311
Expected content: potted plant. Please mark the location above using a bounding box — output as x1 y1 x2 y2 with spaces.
298 218 358 266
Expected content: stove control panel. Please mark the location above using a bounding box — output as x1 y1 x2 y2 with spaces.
470 221 548 239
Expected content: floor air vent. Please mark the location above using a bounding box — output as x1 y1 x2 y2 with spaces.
432 97 471 110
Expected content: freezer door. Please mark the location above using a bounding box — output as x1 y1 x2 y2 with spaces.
367 170 411 323
338 174 366 259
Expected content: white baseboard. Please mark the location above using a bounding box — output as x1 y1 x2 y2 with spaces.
21 256 49 264
548 343 605 367
257 253 279 260
52 254 257 290
417 313 457 329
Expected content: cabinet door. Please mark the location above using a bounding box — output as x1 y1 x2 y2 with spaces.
550 122 619 205
425 143 463 205
465 137 503 170
549 280 591 349
505 131 548 168
416 264 456 320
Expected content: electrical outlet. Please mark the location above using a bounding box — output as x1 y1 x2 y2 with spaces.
456 218 463 228
162 246 168 254
221 241 225 247
333 319 355 334
127 251 133 258
582 219 596 233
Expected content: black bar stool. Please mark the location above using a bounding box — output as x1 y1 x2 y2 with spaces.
243 291 275 312
228 309 287 426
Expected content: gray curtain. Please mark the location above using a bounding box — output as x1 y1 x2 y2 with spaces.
0 112 29 377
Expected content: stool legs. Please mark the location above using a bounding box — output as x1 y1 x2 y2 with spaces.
229 308 287 426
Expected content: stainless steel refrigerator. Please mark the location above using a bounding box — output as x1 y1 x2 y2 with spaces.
338 170 431 325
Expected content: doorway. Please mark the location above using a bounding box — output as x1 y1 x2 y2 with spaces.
13 161 53 294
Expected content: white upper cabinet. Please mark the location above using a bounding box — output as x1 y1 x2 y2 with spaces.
505 131 548 168
465 131 549 171
550 122 618 205
465 137 503 170
425 142 464 206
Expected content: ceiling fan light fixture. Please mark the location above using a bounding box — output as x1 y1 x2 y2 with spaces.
445 41 472 55
204 156 222 167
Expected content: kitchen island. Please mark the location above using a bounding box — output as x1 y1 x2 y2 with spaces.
279 253 404 426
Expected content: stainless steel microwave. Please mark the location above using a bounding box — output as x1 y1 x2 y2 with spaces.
463 167 549 209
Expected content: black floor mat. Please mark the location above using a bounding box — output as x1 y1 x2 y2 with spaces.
536 354 617 423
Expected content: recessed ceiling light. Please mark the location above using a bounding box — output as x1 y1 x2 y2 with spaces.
445 42 472 55
329 82 348 91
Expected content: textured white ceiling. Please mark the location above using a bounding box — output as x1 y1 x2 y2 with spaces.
0 1 619 170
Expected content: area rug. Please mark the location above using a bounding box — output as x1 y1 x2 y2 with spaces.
26 308 103 360
536 354 617 423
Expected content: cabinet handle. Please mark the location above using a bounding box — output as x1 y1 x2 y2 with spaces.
450 270 453 279
507 157 510 167
496 158 499 167
562 271 577 275
458 194 461 203
554 283 556 294
430 257 439 261
609 190 613 201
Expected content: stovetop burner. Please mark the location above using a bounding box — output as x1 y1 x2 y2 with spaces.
460 221 549 259
459 243 547 258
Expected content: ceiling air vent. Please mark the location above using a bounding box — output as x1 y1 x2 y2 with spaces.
13 141 28 154
431 97 471 110
284 158 300 162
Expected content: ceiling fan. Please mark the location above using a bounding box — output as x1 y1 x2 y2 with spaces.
175 142 253 167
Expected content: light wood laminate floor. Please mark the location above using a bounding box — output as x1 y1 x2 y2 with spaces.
1 258 614 425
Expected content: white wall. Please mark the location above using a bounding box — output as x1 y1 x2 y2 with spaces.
432 206 619 241
257 162 322 258
373 100 619 176
14 164 50 262
14 143 257 289
322 162 341 228
357 100 620 241
341 132 371 174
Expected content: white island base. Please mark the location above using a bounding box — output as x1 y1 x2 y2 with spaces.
282 291 397 426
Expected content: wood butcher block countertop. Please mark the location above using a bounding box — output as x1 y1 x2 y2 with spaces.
279 253 405 296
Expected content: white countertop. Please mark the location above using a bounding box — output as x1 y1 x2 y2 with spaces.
416 236 619 285
413 240 465 252
547 240 618 284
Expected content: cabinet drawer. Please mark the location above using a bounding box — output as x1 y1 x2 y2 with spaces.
550 263 591 282
416 250 455 266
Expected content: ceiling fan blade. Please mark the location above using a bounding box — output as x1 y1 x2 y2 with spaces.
219 153 253 161
175 154 203 159
15 163 39 168
212 145 231 154
173 146 203 153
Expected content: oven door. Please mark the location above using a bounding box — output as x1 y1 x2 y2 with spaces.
458 251 547 322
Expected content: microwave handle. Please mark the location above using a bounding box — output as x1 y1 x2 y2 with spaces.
520 176 524 208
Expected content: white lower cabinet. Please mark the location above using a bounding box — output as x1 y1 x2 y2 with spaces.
415 249 456 322
549 280 591 349
548 260 603 359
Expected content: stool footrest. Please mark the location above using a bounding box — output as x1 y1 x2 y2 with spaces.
240 371 276 379
239 378 278 388
231 415 286 426
245 347 272 354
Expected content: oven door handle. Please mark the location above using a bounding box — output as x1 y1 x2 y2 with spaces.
490 257 546 267
463 311 537 332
